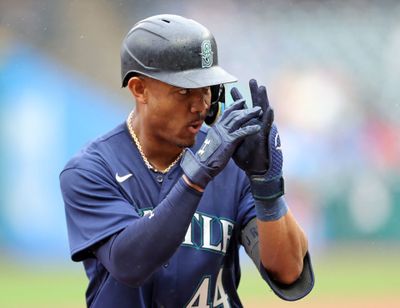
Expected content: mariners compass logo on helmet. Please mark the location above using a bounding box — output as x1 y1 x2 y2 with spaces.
200 40 213 68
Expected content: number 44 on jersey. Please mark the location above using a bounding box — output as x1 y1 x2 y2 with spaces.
186 268 230 308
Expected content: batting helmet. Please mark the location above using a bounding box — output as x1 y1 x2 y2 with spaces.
120 14 237 125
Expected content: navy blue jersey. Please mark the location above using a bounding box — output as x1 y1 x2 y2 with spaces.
60 122 257 308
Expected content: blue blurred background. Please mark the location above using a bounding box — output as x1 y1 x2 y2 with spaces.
1 0 400 306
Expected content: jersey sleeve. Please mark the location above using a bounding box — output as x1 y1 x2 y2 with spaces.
60 164 138 262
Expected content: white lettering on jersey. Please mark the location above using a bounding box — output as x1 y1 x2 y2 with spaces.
145 210 155 219
182 212 234 254
183 213 201 245
202 215 222 252
220 220 234 254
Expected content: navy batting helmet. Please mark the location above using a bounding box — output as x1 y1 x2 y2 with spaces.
120 14 237 125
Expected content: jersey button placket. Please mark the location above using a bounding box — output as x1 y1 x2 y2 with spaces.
156 174 163 183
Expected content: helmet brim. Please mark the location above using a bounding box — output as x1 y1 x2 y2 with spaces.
126 65 237 89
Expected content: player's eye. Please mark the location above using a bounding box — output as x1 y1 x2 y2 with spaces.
203 87 211 97
178 89 189 95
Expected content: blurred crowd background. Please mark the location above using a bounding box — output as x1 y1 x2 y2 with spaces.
1 0 399 268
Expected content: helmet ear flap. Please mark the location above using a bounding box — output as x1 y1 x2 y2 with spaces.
205 102 221 125
205 85 225 126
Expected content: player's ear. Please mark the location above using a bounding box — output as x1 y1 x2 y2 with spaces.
127 76 148 104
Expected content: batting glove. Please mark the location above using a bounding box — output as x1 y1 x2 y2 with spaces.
232 79 284 200
180 99 262 188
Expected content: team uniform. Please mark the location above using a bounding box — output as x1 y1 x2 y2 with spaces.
62 123 255 307
60 122 312 307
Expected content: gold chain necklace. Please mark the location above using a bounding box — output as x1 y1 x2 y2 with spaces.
126 111 184 174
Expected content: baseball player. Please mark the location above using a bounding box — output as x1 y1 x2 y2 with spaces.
60 14 314 308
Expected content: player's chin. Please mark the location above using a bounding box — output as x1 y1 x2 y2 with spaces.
176 139 196 148
175 134 197 148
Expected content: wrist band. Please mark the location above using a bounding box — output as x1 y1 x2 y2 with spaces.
250 175 284 200
255 196 288 221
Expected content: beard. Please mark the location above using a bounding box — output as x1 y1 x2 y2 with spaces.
176 134 197 149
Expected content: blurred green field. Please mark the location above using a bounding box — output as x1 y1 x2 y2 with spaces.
1 245 399 308
239 245 400 307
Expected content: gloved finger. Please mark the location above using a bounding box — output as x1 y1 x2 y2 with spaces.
262 108 274 140
224 106 262 132
257 85 270 110
249 79 261 109
219 98 246 121
265 108 274 128
230 87 243 101
231 124 261 140
249 79 270 113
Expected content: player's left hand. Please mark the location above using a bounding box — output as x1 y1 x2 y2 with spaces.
232 79 273 175
231 79 284 200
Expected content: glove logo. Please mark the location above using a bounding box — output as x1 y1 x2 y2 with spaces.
275 133 282 151
198 139 211 156
200 40 213 68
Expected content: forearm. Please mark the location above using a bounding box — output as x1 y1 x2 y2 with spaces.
95 177 202 287
257 199 308 284
234 80 314 298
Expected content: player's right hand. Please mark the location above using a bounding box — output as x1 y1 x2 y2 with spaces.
180 99 262 188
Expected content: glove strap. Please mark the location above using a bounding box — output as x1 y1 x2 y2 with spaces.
249 174 284 200
180 149 213 188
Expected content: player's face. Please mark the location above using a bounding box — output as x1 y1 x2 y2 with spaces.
143 78 212 148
